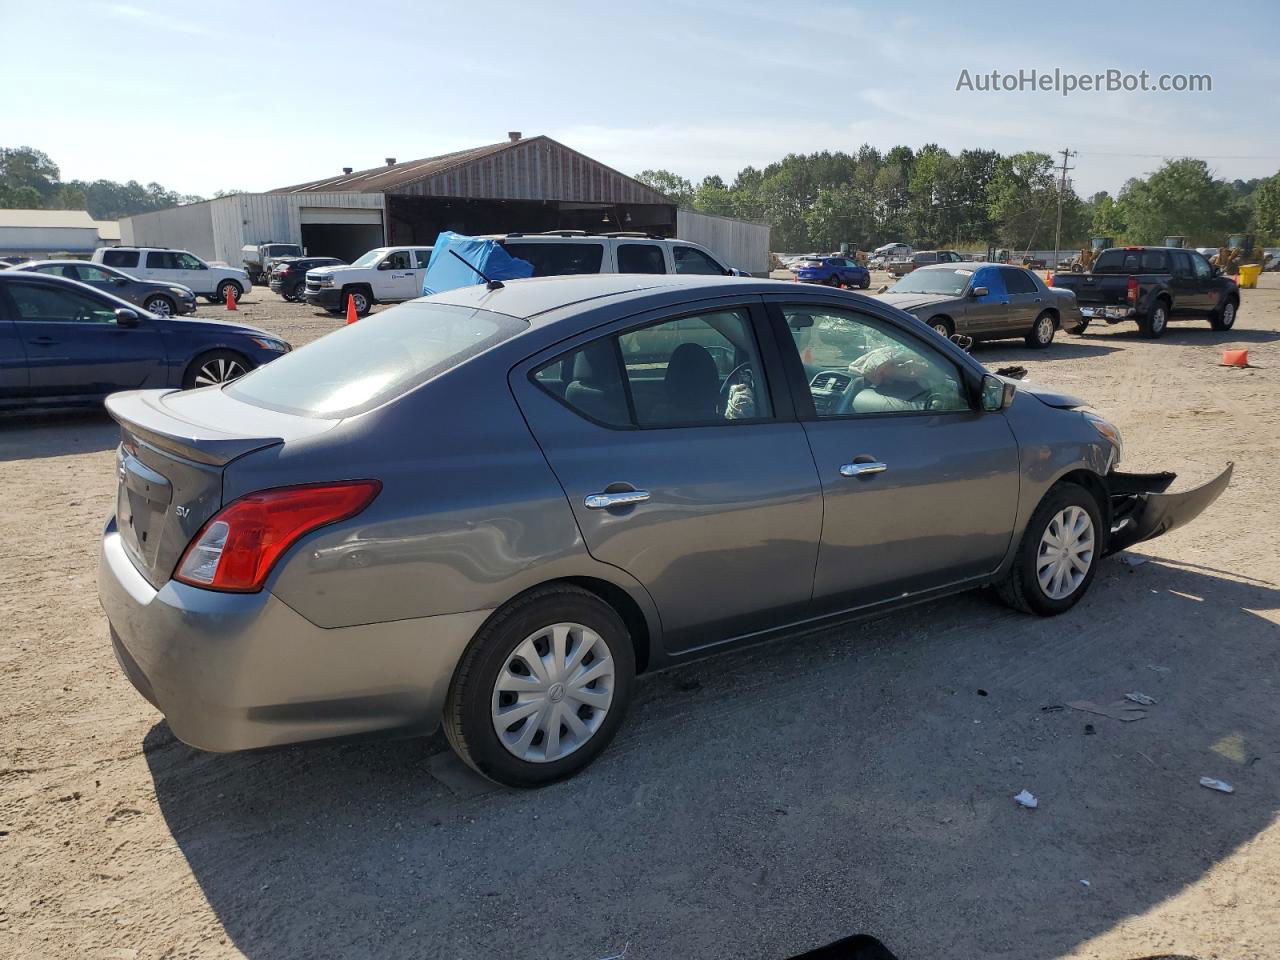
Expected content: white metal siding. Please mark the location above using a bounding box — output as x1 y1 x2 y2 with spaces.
299 206 383 225
676 210 771 275
120 201 217 260
0 225 102 255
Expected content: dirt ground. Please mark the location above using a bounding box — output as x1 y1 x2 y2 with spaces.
1 276 1278 960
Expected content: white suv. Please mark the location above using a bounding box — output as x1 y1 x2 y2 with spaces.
493 232 739 278
93 247 252 303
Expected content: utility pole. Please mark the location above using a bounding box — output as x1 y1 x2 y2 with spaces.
1052 147 1076 274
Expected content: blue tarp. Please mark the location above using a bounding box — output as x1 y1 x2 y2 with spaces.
421 231 534 295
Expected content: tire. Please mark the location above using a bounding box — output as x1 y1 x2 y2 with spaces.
928 316 954 338
1025 310 1056 348
1138 300 1169 338
859 276 871 289
1209 297 1237 331
181 349 254 389
215 280 243 304
826 274 842 289
1065 318 1090 335
289 281 306 303
444 585 636 788
142 294 175 317
342 287 372 316
996 483 1103 616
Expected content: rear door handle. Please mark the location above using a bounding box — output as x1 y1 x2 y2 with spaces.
585 490 651 509
840 461 888 477
30 336 57 345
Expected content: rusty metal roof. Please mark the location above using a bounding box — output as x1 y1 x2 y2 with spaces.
271 140 518 194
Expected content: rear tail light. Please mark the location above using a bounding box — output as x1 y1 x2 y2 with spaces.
278 265 292 274
1126 276 1139 302
174 480 381 592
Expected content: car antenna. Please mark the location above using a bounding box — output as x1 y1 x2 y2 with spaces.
449 250 504 290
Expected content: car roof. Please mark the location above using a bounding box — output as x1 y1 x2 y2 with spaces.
423 273 795 322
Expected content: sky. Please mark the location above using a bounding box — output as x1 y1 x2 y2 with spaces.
2 0 1278 200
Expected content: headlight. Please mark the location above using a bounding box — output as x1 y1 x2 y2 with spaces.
1083 411 1123 463
249 337 288 352
170 286 192 297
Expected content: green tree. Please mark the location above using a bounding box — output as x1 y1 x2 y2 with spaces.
1089 191 1126 240
804 183 875 251
634 169 694 206
986 151 1058 250
0 146 60 201
1116 158 1239 246
1248 172 1280 244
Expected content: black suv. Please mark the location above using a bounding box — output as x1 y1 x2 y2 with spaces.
270 257 345 302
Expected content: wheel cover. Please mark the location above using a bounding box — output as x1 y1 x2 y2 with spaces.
1152 307 1166 331
193 356 247 387
352 292 368 311
146 298 172 317
1222 303 1235 326
1036 505 1095 600
1037 315 1054 342
490 622 615 764
932 321 949 336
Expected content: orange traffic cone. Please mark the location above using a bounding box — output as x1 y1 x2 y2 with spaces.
1221 349 1249 368
345 294 359 325
225 286 237 311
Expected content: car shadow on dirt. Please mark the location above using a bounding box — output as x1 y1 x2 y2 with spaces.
146 559 1280 959
0 408 117 462
1076 325 1280 347
970 340 1122 361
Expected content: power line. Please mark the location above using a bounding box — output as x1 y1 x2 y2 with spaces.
1077 151 1280 161
1053 147 1076 270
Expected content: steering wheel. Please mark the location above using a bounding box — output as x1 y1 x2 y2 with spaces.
718 361 755 414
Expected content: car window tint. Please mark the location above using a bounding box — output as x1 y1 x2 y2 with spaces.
8 283 118 324
227 302 526 418
1190 253 1212 279
535 308 772 428
1142 251 1169 271
502 243 604 277
145 252 177 269
672 245 725 275
384 251 412 270
972 266 1006 296
412 249 433 268
1170 251 1191 276
616 244 667 274
781 305 969 417
175 253 204 270
1001 268 1037 294
102 250 139 268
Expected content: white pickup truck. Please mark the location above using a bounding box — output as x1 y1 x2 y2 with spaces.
302 246 433 316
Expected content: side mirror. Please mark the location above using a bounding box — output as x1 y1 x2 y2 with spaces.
115 308 140 327
971 286 989 298
377 260 394 270
111 276 128 285
980 373 1015 411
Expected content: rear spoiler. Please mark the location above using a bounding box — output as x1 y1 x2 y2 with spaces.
105 390 283 467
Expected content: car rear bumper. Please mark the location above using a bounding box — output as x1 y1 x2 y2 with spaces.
303 288 344 310
1079 305 1135 321
98 519 490 752
1105 463 1232 553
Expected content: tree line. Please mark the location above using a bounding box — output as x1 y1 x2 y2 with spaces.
636 146 1280 254
0 146 206 221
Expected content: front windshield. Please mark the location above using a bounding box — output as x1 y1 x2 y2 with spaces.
888 268 972 296
351 248 388 267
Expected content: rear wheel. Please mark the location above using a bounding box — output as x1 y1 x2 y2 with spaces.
1065 317 1090 335
1025 310 1056 348
826 274 842 289
142 295 175 317
289 281 306 302
444 585 636 787
182 349 253 389
996 483 1103 616
1138 300 1169 338
1209 298 1237 331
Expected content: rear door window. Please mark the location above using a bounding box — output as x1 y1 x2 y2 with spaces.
102 250 139 269
672 245 726 275
616 244 667 274
502 242 604 277
412 249 433 268
1001 268 1037 294
145 252 178 269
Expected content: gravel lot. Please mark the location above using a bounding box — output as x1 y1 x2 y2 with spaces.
2 277 1279 959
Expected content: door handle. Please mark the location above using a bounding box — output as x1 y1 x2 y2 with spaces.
840 461 888 477
585 489 651 509
30 336 57 345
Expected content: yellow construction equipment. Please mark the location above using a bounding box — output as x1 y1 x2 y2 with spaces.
1066 236 1114 272
1213 234 1265 273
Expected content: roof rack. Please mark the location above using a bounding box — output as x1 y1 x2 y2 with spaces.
536 230 589 237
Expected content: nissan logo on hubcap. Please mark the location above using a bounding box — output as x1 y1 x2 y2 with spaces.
548 682 566 703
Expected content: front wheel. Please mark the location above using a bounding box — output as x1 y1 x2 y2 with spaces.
1025 311 1055 348
929 317 954 338
859 276 871 289
444 585 636 787
215 280 243 304
1209 299 1237 331
996 483 1102 616
1138 301 1168 338
343 288 371 316
182 349 254 389
142 295 175 317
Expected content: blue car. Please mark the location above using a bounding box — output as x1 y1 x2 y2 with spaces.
0 272 290 408
791 256 871 289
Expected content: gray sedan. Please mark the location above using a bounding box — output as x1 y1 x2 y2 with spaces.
12 260 198 317
878 262 1083 347
97 275 1228 787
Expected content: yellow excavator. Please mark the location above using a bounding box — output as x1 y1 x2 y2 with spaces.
1064 236 1114 272
1213 234 1265 273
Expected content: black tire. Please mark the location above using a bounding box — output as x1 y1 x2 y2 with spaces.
181 349 254 389
1209 297 1237 331
215 280 243 305
444 584 636 788
1025 310 1056 348
1138 300 1169 338
142 294 175 317
996 482 1103 616
289 281 306 303
826 274 843 289
859 276 871 289
1065 317 1090 335
342 287 372 316
928 316 955 338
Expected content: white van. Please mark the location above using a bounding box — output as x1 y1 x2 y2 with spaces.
93 247 253 303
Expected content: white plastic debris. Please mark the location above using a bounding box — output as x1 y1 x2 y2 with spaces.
1080 880 1091 887
1014 789 1038 809
1199 777 1235 794
1125 692 1158 705
1119 554 1149 568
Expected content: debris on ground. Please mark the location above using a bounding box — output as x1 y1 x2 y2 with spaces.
1080 880 1091 887
1066 700 1148 722
1084 724 1096 735
1118 554 1149 568
1199 777 1235 794
1014 789 1038 809
995 365 1028 379
1124 692 1158 705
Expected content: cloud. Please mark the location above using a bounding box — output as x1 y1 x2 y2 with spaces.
98 2 209 36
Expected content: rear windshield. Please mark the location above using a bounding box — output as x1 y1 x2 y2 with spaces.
226 302 526 418
1093 250 1170 274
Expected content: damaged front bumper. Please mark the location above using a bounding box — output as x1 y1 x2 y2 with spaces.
1104 462 1233 554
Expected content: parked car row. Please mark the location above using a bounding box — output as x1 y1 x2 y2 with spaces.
93 247 252 304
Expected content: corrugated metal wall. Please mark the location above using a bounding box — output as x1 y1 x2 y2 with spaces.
122 193 386 266
677 210 771 274
389 139 670 205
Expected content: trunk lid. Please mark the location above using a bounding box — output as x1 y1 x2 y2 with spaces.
106 388 336 587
